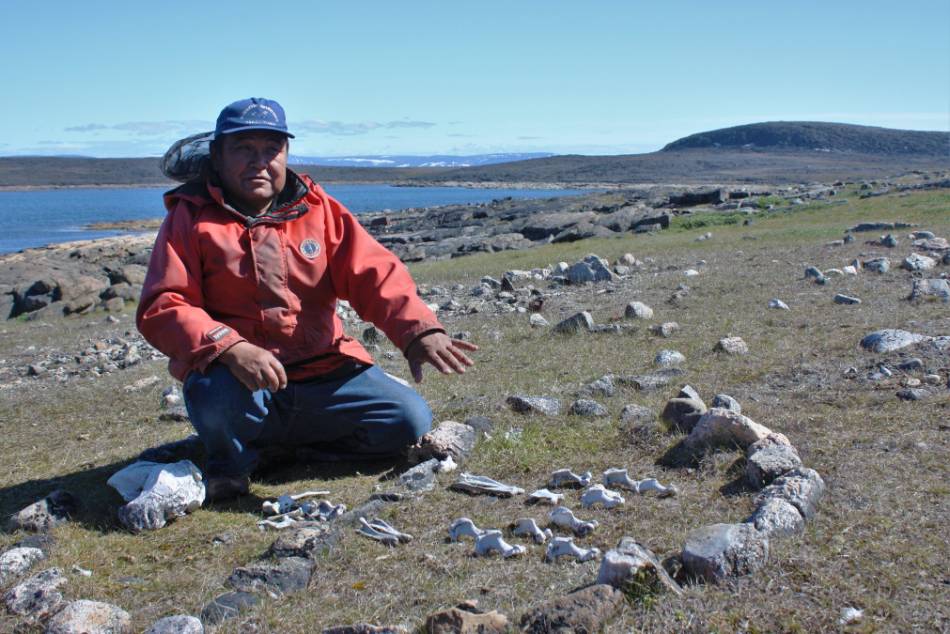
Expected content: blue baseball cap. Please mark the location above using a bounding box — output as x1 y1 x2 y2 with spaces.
214 97 295 139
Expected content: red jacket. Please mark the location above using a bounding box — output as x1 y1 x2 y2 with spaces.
137 171 443 381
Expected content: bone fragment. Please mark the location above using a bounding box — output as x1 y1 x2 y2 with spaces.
357 518 413 546
549 469 593 489
526 488 564 505
262 491 330 516
450 473 525 497
549 506 598 537
601 469 677 497
449 517 486 542
581 485 625 509
637 478 678 497
108 460 206 532
511 518 553 544
544 536 601 563
474 530 526 558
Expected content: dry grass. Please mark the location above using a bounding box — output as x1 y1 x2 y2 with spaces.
1 187 948 632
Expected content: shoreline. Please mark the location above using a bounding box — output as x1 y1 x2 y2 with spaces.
0 180 628 193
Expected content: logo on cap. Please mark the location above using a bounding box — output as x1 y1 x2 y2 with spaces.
300 238 321 259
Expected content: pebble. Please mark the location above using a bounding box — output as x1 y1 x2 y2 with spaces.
839 607 864 626
529 313 549 328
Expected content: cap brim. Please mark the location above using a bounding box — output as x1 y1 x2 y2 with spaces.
214 125 294 139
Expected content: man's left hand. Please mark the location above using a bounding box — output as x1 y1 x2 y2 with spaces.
406 332 478 383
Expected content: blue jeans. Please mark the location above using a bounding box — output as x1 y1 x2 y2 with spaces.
183 363 432 478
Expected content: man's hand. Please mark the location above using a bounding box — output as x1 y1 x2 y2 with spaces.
218 341 288 392
406 332 478 383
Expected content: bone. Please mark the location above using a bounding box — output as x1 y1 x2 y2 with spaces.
511 518 553 544
526 488 564 505
450 473 525 497
548 468 593 489
637 478 678 498
449 517 486 542
549 506 598 537
262 491 330 516
580 485 625 509
601 469 678 497
299 500 346 521
107 460 206 532
357 518 413 546
544 536 601 563
474 530 526 558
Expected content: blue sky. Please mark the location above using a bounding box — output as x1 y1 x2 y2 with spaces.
1 1 947 158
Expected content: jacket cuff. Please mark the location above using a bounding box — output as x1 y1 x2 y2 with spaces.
398 321 446 356
194 329 247 374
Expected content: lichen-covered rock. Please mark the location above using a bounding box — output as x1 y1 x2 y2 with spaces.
745 443 802 489
754 468 825 520
7 489 77 532
226 556 313 596
46 600 132 634
715 336 749 355
863 257 890 273
860 329 928 353
902 253 936 271
747 497 805 538
507 395 561 417
520 584 624 633
553 311 595 334
711 393 741 413
408 421 477 464
0 546 45 586
200 591 259 626
624 301 653 320
654 349 685 367
569 399 608 417
425 606 509 633
661 397 707 433
909 278 950 302
267 525 336 559
3 567 67 621
596 537 682 596
682 523 769 583
144 615 204 634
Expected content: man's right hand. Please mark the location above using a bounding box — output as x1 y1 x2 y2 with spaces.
218 341 288 392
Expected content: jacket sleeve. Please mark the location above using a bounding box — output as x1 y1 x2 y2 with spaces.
324 195 444 353
136 204 246 379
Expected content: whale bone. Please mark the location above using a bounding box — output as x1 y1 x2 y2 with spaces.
549 468 593 489
580 484 625 509
549 506 598 537
526 488 564 505
544 536 601 563
511 517 553 544
357 517 413 546
449 517 486 542
474 530 526 558
451 473 525 497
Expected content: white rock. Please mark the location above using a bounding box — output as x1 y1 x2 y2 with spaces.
0 547 45 586
624 301 654 320
108 460 206 532
902 253 936 271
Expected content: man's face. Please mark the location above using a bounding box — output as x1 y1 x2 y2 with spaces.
212 130 288 213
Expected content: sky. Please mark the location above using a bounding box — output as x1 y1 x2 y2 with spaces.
0 1 947 158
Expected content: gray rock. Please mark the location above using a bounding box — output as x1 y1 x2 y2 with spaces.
881 234 898 247
144 615 204 634
686 408 777 451
677 384 702 402
747 497 805 538
569 399 608 417
553 311 595 334
711 393 741 413
226 556 313 596
618 368 684 392
754 467 825 520
746 443 802 489
619 404 655 425
714 336 749 355
507 395 561 416
3 567 67 621
7 489 77 532
902 253 936 271
529 313 549 328
624 301 654 320
654 349 685 367
863 257 890 273
397 459 439 492
897 388 930 401
0 546 45 586
804 266 823 280
661 398 707 433
425 607 509 633
463 415 494 434
681 523 769 583
566 255 617 284
897 358 924 371
860 329 928 353
579 375 616 398
834 294 862 305
267 525 336 559
596 537 682 596
323 625 407 634
46 600 131 634
651 321 679 338
520 584 624 633
768 298 790 310
200 591 259 626
909 278 950 302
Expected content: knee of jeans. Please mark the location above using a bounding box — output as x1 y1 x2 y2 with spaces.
391 395 433 446
184 365 257 430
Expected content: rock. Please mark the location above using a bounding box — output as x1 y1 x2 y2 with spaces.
710 393 741 413
747 497 805 538
669 189 726 206
897 388 930 401
681 523 769 583
686 408 778 451
651 322 679 338
909 278 950 302
654 349 685 367
226 556 313 596
507 395 561 417
7 489 77 532
529 313 549 328
408 421 477 464
898 358 924 371
110 460 205 532
425 606 509 633
833 294 862 305
881 234 898 247
566 255 617 284
569 399 608 417
624 301 653 320
746 443 802 489
618 369 684 392
842 265 858 275
144 615 204 634
324 626 407 634
860 329 928 353
200 591 259 626
397 459 439 492
804 266 823 280
520 584 624 633
553 311 595 334
661 397 707 433
913 237 949 251
596 537 682 596
3 567 67 621
902 253 936 271
754 468 825 520
267 525 336 559
0 546 45 586
768 298 790 310
619 404 654 425
463 415 494 434
714 337 748 355
863 257 890 273
46 600 132 634
579 375 615 398
677 385 702 401
839 607 865 626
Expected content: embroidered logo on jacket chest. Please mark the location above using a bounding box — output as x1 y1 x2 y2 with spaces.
299 238 321 259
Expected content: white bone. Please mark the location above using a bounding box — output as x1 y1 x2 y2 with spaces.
108 460 205 532
258 516 298 530
451 473 525 497
549 469 592 489
357 517 413 546
581 485 625 509
602 468 639 491
637 478 678 498
437 456 458 473
299 500 346 521
526 488 564 505
511 518 553 544
262 491 330 516
544 536 601 563
474 530 526 558
449 517 486 542
549 506 598 537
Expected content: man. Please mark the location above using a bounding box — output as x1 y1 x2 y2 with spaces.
137 98 476 501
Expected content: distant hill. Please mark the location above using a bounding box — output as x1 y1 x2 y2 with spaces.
289 152 555 168
662 121 949 156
